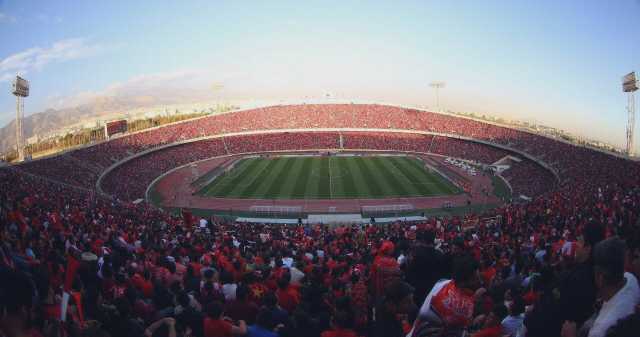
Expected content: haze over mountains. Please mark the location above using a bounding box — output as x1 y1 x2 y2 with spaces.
0 89 215 153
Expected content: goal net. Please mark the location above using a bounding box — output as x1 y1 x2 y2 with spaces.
249 205 303 218
361 204 415 217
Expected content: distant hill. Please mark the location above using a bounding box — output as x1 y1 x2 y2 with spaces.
0 92 213 153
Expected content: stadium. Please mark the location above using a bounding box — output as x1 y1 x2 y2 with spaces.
2 3 640 337
3 101 639 334
13 103 564 222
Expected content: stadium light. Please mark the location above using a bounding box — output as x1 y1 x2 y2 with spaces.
12 75 29 161
429 81 446 112
623 72 638 156
211 83 224 110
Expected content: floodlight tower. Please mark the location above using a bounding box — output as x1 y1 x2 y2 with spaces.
429 81 446 112
12 76 29 161
211 83 224 111
623 72 638 156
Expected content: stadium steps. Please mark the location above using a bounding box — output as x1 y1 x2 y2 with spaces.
427 135 436 153
222 137 230 154
66 154 104 174
10 166 95 194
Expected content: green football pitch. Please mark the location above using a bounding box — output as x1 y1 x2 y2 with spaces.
197 155 462 199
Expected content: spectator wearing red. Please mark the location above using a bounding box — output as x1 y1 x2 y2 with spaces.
322 310 358 337
203 301 247 337
371 241 400 300
225 285 259 325
409 255 482 336
275 275 300 314
373 281 415 337
471 305 507 337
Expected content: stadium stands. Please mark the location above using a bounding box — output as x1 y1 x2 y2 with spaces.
97 131 550 202
3 104 640 337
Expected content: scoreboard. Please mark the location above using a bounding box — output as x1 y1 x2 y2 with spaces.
105 120 128 137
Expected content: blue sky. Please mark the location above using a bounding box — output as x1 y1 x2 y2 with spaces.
0 0 639 149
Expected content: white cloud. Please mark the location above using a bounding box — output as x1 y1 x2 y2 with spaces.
0 38 105 82
44 68 217 109
0 73 14 82
102 69 207 94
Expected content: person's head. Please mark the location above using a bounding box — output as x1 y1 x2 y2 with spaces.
0 270 36 336
186 265 195 278
594 237 626 293
576 222 605 263
263 292 278 308
277 275 289 290
220 270 233 285
485 305 508 328
509 296 525 316
380 241 395 257
167 262 176 274
206 301 224 319
419 230 436 245
452 255 481 291
235 285 248 301
203 268 215 281
383 281 414 316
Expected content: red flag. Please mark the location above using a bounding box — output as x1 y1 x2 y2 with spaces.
183 209 193 228
71 291 84 323
64 255 80 292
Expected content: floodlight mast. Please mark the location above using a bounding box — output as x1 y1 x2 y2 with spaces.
628 93 636 156
15 97 23 159
12 76 29 161
623 72 638 156
429 81 446 112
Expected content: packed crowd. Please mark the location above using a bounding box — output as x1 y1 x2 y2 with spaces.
224 133 338 154
3 104 640 337
501 161 557 199
14 104 586 199
2 149 640 337
429 137 510 166
98 131 547 202
13 104 599 191
341 132 432 153
17 154 103 190
101 139 227 201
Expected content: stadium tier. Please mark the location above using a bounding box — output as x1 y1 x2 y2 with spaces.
13 104 639 197
2 104 640 337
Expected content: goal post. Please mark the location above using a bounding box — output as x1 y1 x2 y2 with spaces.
249 205 303 218
361 204 415 217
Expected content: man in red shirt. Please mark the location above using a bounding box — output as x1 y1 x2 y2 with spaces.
203 301 247 337
225 285 259 325
409 255 482 337
321 310 358 337
275 276 300 313
371 241 400 300
471 305 507 337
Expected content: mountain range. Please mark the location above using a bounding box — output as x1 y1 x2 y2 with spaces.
0 92 213 154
